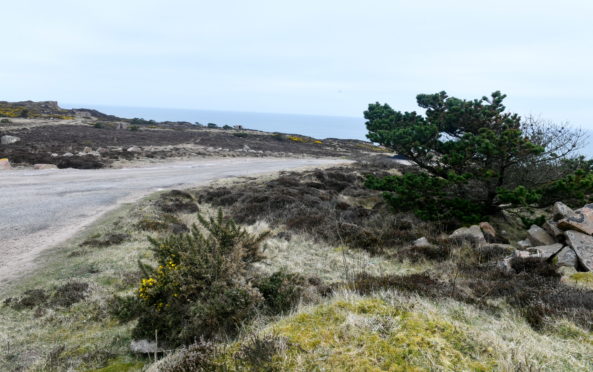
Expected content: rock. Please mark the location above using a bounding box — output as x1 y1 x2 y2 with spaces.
82 146 93 153
412 237 434 249
116 122 129 130
63 152 73 157
558 204 593 236
0 158 11 170
552 201 575 221
517 239 532 249
97 147 109 154
50 153 59 157
502 210 523 227
555 246 578 267
531 243 563 259
514 249 540 258
449 225 486 246
543 221 564 240
33 164 58 170
479 222 497 243
1 135 20 145
565 230 593 271
527 225 555 246
127 146 142 153
242 144 251 152
130 339 164 354
498 256 513 272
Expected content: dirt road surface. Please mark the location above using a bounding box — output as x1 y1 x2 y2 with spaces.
0 157 347 286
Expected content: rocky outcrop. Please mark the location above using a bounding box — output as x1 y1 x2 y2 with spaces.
500 202 593 273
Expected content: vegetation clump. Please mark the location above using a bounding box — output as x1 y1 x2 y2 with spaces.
115 210 270 346
197 164 430 254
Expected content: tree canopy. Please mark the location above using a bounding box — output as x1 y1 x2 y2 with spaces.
365 91 591 224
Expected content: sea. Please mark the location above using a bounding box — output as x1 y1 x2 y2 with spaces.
62 103 592 157
62 104 368 141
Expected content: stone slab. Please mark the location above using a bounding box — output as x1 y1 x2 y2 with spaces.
558 204 593 235
565 230 593 271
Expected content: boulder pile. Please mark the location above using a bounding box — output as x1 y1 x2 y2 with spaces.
446 202 593 272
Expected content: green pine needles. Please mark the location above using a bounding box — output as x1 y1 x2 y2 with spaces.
365 91 592 224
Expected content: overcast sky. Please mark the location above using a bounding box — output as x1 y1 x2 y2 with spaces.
2 1 593 132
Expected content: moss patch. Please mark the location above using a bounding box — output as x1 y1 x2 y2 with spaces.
569 272 593 289
221 298 496 371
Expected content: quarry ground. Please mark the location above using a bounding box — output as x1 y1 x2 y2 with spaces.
0 157 348 286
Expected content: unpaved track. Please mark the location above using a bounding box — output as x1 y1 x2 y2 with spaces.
0 157 347 286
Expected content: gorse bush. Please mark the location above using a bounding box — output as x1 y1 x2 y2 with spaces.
119 210 270 346
365 91 592 223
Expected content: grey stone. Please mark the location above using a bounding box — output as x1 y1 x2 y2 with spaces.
558 204 593 236
517 239 532 249
449 225 485 246
565 230 593 271
62 152 73 157
50 153 59 157
412 237 434 249
527 225 555 246
97 147 109 154
543 221 564 240
531 243 563 259
127 146 142 153
82 146 93 153
552 201 575 221
514 249 539 258
130 339 164 354
555 246 578 268
1 135 20 145
502 210 523 227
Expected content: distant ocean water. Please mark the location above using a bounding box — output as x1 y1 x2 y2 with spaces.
62 104 369 141
62 104 593 157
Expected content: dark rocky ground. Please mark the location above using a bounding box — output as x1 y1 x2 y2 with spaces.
0 123 386 169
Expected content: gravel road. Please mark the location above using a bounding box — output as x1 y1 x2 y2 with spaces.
0 157 346 285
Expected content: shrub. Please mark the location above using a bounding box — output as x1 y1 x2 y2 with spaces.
207 123 218 129
130 117 156 125
118 210 270 346
50 281 89 307
253 271 307 314
0 118 11 124
129 125 140 132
